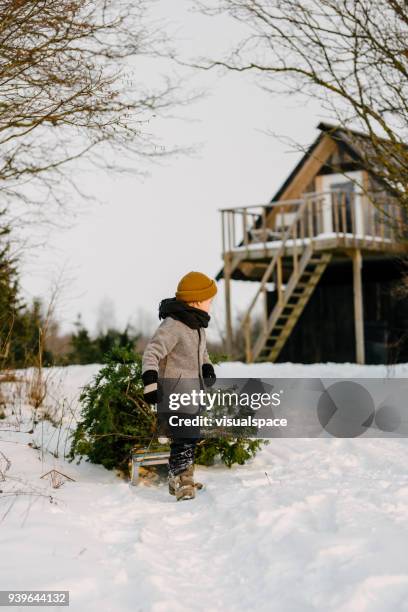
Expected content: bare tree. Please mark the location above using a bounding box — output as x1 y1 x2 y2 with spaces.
0 0 197 209
95 297 117 336
188 0 408 210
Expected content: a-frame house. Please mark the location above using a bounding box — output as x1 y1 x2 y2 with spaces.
217 123 408 364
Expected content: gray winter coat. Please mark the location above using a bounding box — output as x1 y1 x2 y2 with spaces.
142 317 212 381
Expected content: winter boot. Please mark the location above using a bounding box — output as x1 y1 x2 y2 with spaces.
168 477 203 496
168 465 202 501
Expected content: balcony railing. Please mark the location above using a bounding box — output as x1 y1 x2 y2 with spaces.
220 190 405 256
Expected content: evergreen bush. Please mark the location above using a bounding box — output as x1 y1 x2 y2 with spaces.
0 211 53 368
68 347 156 474
195 437 264 468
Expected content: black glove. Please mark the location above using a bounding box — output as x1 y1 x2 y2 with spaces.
202 363 216 387
142 370 162 404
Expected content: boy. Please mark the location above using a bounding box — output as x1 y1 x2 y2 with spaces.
142 271 217 501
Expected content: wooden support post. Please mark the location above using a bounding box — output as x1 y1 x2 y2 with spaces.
243 209 248 249
276 256 283 306
351 249 365 364
224 253 233 357
307 199 313 239
262 207 267 255
244 317 252 363
340 192 345 236
351 192 357 246
262 286 268 332
292 222 298 276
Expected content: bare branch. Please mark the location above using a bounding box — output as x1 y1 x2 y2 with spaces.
191 0 408 209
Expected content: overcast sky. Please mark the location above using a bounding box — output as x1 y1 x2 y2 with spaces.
20 0 325 342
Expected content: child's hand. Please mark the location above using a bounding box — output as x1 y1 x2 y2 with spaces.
202 363 216 388
142 370 162 404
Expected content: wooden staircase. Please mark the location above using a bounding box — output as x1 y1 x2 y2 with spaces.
254 246 332 362
239 195 334 362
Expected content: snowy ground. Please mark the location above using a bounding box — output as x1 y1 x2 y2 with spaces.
1 362 408 611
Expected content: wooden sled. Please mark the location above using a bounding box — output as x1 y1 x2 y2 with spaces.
129 448 170 486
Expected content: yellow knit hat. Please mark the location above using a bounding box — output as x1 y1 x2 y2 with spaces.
175 271 217 303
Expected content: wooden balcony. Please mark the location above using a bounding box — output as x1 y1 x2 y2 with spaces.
221 191 407 263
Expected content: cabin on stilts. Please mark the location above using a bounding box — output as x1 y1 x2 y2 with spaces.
217 123 408 365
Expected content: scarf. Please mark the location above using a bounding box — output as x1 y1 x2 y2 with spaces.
158 297 210 329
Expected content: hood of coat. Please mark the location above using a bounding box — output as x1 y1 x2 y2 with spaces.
158 297 210 330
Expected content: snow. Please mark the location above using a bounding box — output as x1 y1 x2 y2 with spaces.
233 232 392 252
217 360 408 379
1 362 408 611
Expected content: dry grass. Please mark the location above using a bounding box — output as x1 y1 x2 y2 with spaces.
27 370 47 410
0 371 23 384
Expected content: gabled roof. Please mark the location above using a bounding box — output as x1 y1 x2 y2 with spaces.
268 128 326 203
270 122 368 203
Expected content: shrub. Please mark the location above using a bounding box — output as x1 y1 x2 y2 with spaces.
68 347 156 474
195 437 265 468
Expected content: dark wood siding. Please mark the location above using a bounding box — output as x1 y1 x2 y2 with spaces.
266 257 408 364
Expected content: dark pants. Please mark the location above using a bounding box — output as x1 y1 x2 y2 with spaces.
168 437 199 477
